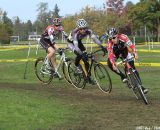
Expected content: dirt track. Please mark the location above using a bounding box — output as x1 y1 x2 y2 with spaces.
0 83 160 130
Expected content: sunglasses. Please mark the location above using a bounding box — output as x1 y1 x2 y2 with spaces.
110 36 117 40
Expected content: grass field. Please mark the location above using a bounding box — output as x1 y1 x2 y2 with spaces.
0 44 160 130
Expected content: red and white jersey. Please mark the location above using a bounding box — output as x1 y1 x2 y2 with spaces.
107 34 137 64
42 25 64 38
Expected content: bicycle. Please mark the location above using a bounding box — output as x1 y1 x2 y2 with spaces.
68 48 112 93
34 48 72 84
116 57 149 105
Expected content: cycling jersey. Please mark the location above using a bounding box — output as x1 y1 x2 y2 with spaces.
68 27 101 54
40 25 65 52
107 34 136 64
42 25 64 41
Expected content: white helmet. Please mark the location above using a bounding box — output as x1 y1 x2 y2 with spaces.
76 19 87 28
107 28 118 39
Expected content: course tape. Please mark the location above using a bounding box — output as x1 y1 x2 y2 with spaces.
138 49 160 53
0 44 66 51
100 62 160 67
0 58 36 62
1 44 160 53
0 58 160 66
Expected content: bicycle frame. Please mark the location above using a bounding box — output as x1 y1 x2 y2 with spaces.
79 52 96 79
116 57 148 104
44 48 69 78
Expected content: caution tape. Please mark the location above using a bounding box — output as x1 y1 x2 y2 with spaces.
0 59 160 67
138 49 160 53
0 44 67 51
100 62 160 67
0 58 36 62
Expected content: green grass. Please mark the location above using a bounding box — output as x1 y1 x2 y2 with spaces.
0 44 160 130
0 87 80 130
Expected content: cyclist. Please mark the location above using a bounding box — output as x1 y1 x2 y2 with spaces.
106 28 148 94
67 18 105 84
39 18 67 76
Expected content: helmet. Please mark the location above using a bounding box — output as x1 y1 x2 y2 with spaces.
107 28 118 39
76 19 87 28
53 18 62 26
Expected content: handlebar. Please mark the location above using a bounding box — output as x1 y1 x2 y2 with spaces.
116 56 135 66
57 47 70 56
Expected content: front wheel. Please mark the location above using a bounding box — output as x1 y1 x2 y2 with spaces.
62 58 73 84
67 60 86 89
94 63 112 93
34 57 53 84
128 69 148 105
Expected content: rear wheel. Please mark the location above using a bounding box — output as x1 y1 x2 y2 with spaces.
68 60 86 89
34 57 53 84
94 63 112 93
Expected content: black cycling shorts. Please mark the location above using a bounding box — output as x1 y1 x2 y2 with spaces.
39 37 55 52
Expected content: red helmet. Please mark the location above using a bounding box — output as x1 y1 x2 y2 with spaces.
53 18 62 26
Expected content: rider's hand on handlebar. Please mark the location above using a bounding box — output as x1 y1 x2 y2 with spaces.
112 64 118 71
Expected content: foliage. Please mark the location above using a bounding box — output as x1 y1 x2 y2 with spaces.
0 11 13 44
106 0 124 14
0 1 160 42
128 0 160 41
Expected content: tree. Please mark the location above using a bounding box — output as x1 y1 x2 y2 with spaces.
106 0 124 14
26 20 33 33
2 11 13 34
0 11 13 44
52 4 60 18
128 0 160 41
36 2 49 33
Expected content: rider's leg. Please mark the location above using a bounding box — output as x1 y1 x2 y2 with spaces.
47 46 56 71
128 60 148 93
107 58 126 81
128 60 142 84
82 52 90 75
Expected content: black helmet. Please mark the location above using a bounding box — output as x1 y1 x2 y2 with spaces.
107 28 118 39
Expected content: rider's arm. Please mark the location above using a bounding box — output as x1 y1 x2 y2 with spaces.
107 41 115 65
124 36 138 59
62 31 68 38
71 31 83 55
100 34 108 42
47 27 55 44
88 29 101 45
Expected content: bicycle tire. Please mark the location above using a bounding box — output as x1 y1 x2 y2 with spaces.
129 69 148 105
125 71 139 99
68 60 86 89
62 58 72 84
94 63 112 93
35 57 53 84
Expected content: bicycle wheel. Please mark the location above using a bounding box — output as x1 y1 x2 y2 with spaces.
94 63 112 93
129 69 148 105
68 60 86 89
35 57 53 84
125 72 139 99
62 58 72 84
